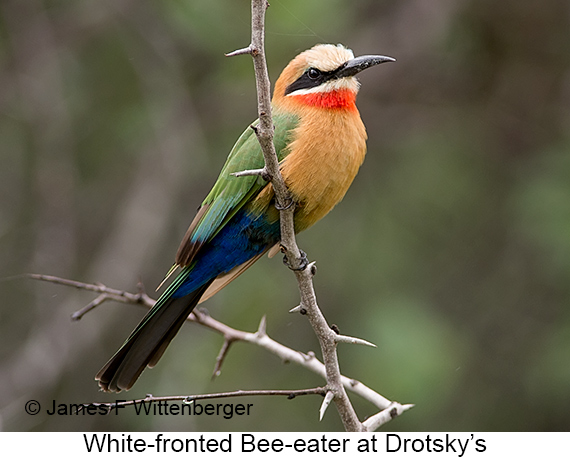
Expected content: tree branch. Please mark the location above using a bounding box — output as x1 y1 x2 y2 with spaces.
28 273 413 428
226 0 362 431
86 388 327 414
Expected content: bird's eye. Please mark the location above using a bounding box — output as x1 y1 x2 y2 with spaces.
307 68 321 79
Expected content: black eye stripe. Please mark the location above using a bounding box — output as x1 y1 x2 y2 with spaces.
284 63 347 96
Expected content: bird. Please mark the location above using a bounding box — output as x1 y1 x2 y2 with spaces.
96 44 394 392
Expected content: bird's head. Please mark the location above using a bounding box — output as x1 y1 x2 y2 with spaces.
273 44 394 111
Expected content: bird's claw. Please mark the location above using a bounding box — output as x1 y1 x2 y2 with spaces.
283 249 309 271
275 197 294 211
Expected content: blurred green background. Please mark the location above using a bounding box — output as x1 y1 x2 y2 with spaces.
1 0 569 432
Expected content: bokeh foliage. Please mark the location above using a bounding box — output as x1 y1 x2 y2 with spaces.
1 0 569 431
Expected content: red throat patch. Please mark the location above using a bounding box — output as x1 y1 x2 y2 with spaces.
291 89 357 111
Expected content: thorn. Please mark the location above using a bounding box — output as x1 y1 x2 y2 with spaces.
256 315 267 336
319 391 334 421
335 334 377 348
225 45 253 57
288 304 304 313
231 167 269 179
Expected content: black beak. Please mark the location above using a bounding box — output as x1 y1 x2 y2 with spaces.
335 55 396 78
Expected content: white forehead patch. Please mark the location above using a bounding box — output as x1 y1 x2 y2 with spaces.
301 44 355 72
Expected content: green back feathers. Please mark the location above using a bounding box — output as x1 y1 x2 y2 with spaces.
176 110 299 266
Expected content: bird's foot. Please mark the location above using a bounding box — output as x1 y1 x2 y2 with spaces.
282 249 309 271
275 197 294 211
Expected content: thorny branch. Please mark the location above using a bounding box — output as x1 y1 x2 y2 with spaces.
225 0 395 431
29 274 413 430
83 388 327 415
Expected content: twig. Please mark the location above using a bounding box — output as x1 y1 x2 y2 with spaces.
27 274 155 317
88 387 327 414
362 402 416 431
211 338 234 379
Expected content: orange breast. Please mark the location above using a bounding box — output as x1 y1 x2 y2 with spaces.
251 103 367 232
283 105 366 231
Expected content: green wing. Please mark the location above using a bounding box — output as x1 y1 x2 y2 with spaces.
175 110 299 266
96 111 300 391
